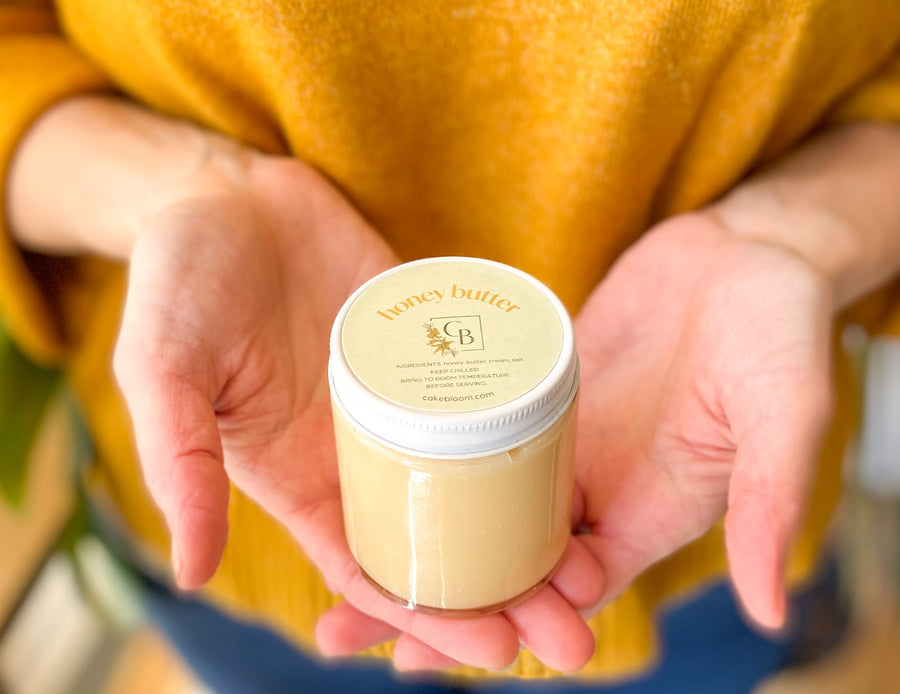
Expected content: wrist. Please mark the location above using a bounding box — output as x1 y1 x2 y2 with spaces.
143 119 259 230
706 185 855 308
7 95 260 260
705 121 900 310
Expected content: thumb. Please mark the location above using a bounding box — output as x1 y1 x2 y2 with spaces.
724 381 831 630
114 337 230 590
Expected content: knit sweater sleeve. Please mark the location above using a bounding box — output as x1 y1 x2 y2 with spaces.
0 1 112 364
829 49 900 125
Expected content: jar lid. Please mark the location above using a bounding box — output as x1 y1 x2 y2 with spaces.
328 257 578 456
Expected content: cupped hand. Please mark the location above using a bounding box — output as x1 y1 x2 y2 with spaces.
113 155 602 671
338 210 836 669
572 212 835 629
115 155 395 584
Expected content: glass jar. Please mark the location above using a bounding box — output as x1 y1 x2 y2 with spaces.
329 257 578 614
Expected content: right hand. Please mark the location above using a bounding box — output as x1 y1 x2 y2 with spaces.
113 152 603 671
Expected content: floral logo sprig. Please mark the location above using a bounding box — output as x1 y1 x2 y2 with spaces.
424 322 457 356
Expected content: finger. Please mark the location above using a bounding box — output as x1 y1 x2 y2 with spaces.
504 585 595 673
724 485 789 630
339 572 520 670
725 379 832 630
393 634 461 671
114 330 228 590
550 535 606 610
167 444 230 590
315 601 401 656
576 459 686 614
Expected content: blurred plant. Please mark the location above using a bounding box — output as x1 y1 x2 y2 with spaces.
0 323 141 633
0 324 62 508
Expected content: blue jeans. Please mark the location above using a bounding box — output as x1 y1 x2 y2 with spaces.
140 564 843 694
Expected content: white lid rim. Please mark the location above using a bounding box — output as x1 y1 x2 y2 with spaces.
329 359 579 459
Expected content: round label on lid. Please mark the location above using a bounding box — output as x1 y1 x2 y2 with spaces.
341 259 564 412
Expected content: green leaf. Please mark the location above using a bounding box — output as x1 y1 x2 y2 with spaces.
0 326 62 507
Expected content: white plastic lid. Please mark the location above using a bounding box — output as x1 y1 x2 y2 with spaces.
328 257 578 456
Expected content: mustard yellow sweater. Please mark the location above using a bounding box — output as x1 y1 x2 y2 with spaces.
3 0 900 680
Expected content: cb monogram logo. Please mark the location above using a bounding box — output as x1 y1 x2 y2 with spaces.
424 315 485 356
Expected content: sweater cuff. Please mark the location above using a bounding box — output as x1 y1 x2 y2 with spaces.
0 35 112 364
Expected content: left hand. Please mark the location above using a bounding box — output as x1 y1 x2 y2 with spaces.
572 211 834 628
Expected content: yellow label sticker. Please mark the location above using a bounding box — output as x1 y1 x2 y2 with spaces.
342 260 564 412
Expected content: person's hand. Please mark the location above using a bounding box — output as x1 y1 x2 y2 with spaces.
113 154 396 587
572 212 834 628
112 153 604 671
